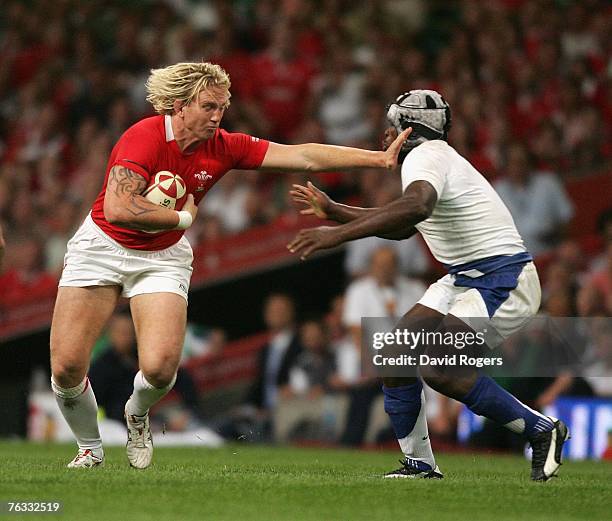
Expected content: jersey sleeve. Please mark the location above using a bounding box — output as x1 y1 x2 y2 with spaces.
223 132 270 170
110 127 159 181
400 142 448 199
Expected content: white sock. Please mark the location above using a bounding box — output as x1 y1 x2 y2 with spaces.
51 377 103 457
125 371 176 417
397 390 435 468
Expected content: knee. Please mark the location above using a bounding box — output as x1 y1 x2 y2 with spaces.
51 360 86 389
420 369 455 395
421 369 476 400
141 366 176 389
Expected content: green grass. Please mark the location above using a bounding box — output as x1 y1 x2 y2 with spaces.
0 442 609 521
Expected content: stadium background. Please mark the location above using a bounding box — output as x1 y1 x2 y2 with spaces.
0 0 610 462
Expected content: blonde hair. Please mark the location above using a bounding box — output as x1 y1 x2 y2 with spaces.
145 62 231 115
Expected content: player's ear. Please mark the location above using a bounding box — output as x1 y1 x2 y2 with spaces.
173 99 184 116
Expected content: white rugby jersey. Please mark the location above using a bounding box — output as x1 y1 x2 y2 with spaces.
401 140 525 267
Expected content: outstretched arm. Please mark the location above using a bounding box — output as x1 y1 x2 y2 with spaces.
291 182 417 240
288 181 436 259
259 128 412 172
291 181 377 223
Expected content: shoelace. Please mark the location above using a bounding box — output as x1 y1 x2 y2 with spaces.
397 459 427 473
73 450 93 463
128 416 149 448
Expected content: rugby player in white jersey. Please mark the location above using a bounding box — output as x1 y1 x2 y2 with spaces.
49 62 411 469
288 90 570 481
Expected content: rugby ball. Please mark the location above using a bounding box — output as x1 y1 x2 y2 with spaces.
143 171 187 210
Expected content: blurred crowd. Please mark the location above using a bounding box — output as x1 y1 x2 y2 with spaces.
0 0 611 300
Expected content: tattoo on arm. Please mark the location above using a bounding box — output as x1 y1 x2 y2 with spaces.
109 166 147 197
108 166 157 217
125 196 157 217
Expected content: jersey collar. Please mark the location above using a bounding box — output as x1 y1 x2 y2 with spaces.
164 115 175 142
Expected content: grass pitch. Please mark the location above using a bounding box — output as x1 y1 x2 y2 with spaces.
0 441 609 521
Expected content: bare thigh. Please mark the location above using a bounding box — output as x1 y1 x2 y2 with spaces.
50 286 121 387
130 292 187 388
383 303 445 388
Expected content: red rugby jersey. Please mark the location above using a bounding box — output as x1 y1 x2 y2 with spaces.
90 115 269 250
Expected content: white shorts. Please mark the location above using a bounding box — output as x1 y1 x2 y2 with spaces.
418 262 541 346
59 215 193 301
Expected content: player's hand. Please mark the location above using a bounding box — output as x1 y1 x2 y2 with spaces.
287 225 342 260
290 181 334 220
182 194 198 221
381 127 412 168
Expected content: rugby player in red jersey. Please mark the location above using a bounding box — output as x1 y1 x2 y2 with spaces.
50 62 410 469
